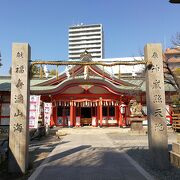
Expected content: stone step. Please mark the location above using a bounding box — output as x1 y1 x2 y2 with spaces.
172 142 180 154
170 151 180 168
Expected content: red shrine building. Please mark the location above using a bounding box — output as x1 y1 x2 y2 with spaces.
0 49 179 127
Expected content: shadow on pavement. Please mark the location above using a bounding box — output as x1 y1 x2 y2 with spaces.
125 145 180 180
48 145 92 163
35 147 148 180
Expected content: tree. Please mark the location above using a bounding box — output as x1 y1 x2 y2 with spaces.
49 69 56 76
163 56 180 92
30 64 40 76
163 33 180 93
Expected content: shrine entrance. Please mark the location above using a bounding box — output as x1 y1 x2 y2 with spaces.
81 107 92 126
7 43 169 174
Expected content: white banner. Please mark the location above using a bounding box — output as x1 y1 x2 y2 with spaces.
29 95 41 128
44 103 52 126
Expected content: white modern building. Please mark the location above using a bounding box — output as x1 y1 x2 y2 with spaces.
69 24 104 60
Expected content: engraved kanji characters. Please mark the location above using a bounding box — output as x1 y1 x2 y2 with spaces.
14 94 24 103
151 64 160 73
152 80 161 89
152 52 158 59
154 123 164 131
153 94 162 103
16 79 24 89
154 108 163 117
16 65 24 73
16 52 23 58
13 123 23 133
14 109 23 117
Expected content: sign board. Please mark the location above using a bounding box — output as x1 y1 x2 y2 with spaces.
44 102 52 125
29 95 40 129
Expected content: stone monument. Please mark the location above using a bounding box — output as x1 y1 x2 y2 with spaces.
8 43 30 173
145 43 169 169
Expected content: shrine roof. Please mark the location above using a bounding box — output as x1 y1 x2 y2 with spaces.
0 75 177 93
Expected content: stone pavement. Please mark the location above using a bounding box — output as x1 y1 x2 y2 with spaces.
29 127 154 180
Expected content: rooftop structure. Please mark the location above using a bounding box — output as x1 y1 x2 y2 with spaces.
69 24 104 60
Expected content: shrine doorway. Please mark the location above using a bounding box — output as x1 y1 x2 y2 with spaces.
81 107 92 126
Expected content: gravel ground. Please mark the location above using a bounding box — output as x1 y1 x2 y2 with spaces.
0 134 61 180
107 131 180 180
125 146 180 180
0 128 179 180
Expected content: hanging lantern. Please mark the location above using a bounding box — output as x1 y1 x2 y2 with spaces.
120 102 126 114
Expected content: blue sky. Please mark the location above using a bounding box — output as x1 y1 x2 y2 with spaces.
0 0 180 75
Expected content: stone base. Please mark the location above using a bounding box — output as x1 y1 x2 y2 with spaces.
130 121 143 131
170 151 180 168
56 130 67 139
177 134 180 143
170 141 180 168
172 142 180 154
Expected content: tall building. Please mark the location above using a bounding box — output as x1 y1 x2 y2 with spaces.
68 24 104 60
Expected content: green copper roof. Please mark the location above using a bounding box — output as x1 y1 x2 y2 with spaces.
0 76 177 93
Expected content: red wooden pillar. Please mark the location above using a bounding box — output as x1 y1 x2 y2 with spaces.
52 105 57 126
96 104 99 126
99 98 103 127
115 105 119 127
73 104 76 126
70 101 74 127
119 106 123 127
96 106 98 127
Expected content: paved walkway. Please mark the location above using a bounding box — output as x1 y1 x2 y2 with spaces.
29 128 154 180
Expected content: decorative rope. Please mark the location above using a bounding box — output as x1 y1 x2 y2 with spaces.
31 60 146 66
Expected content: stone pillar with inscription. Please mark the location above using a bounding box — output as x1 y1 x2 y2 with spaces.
145 43 169 169
8 43 30 173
